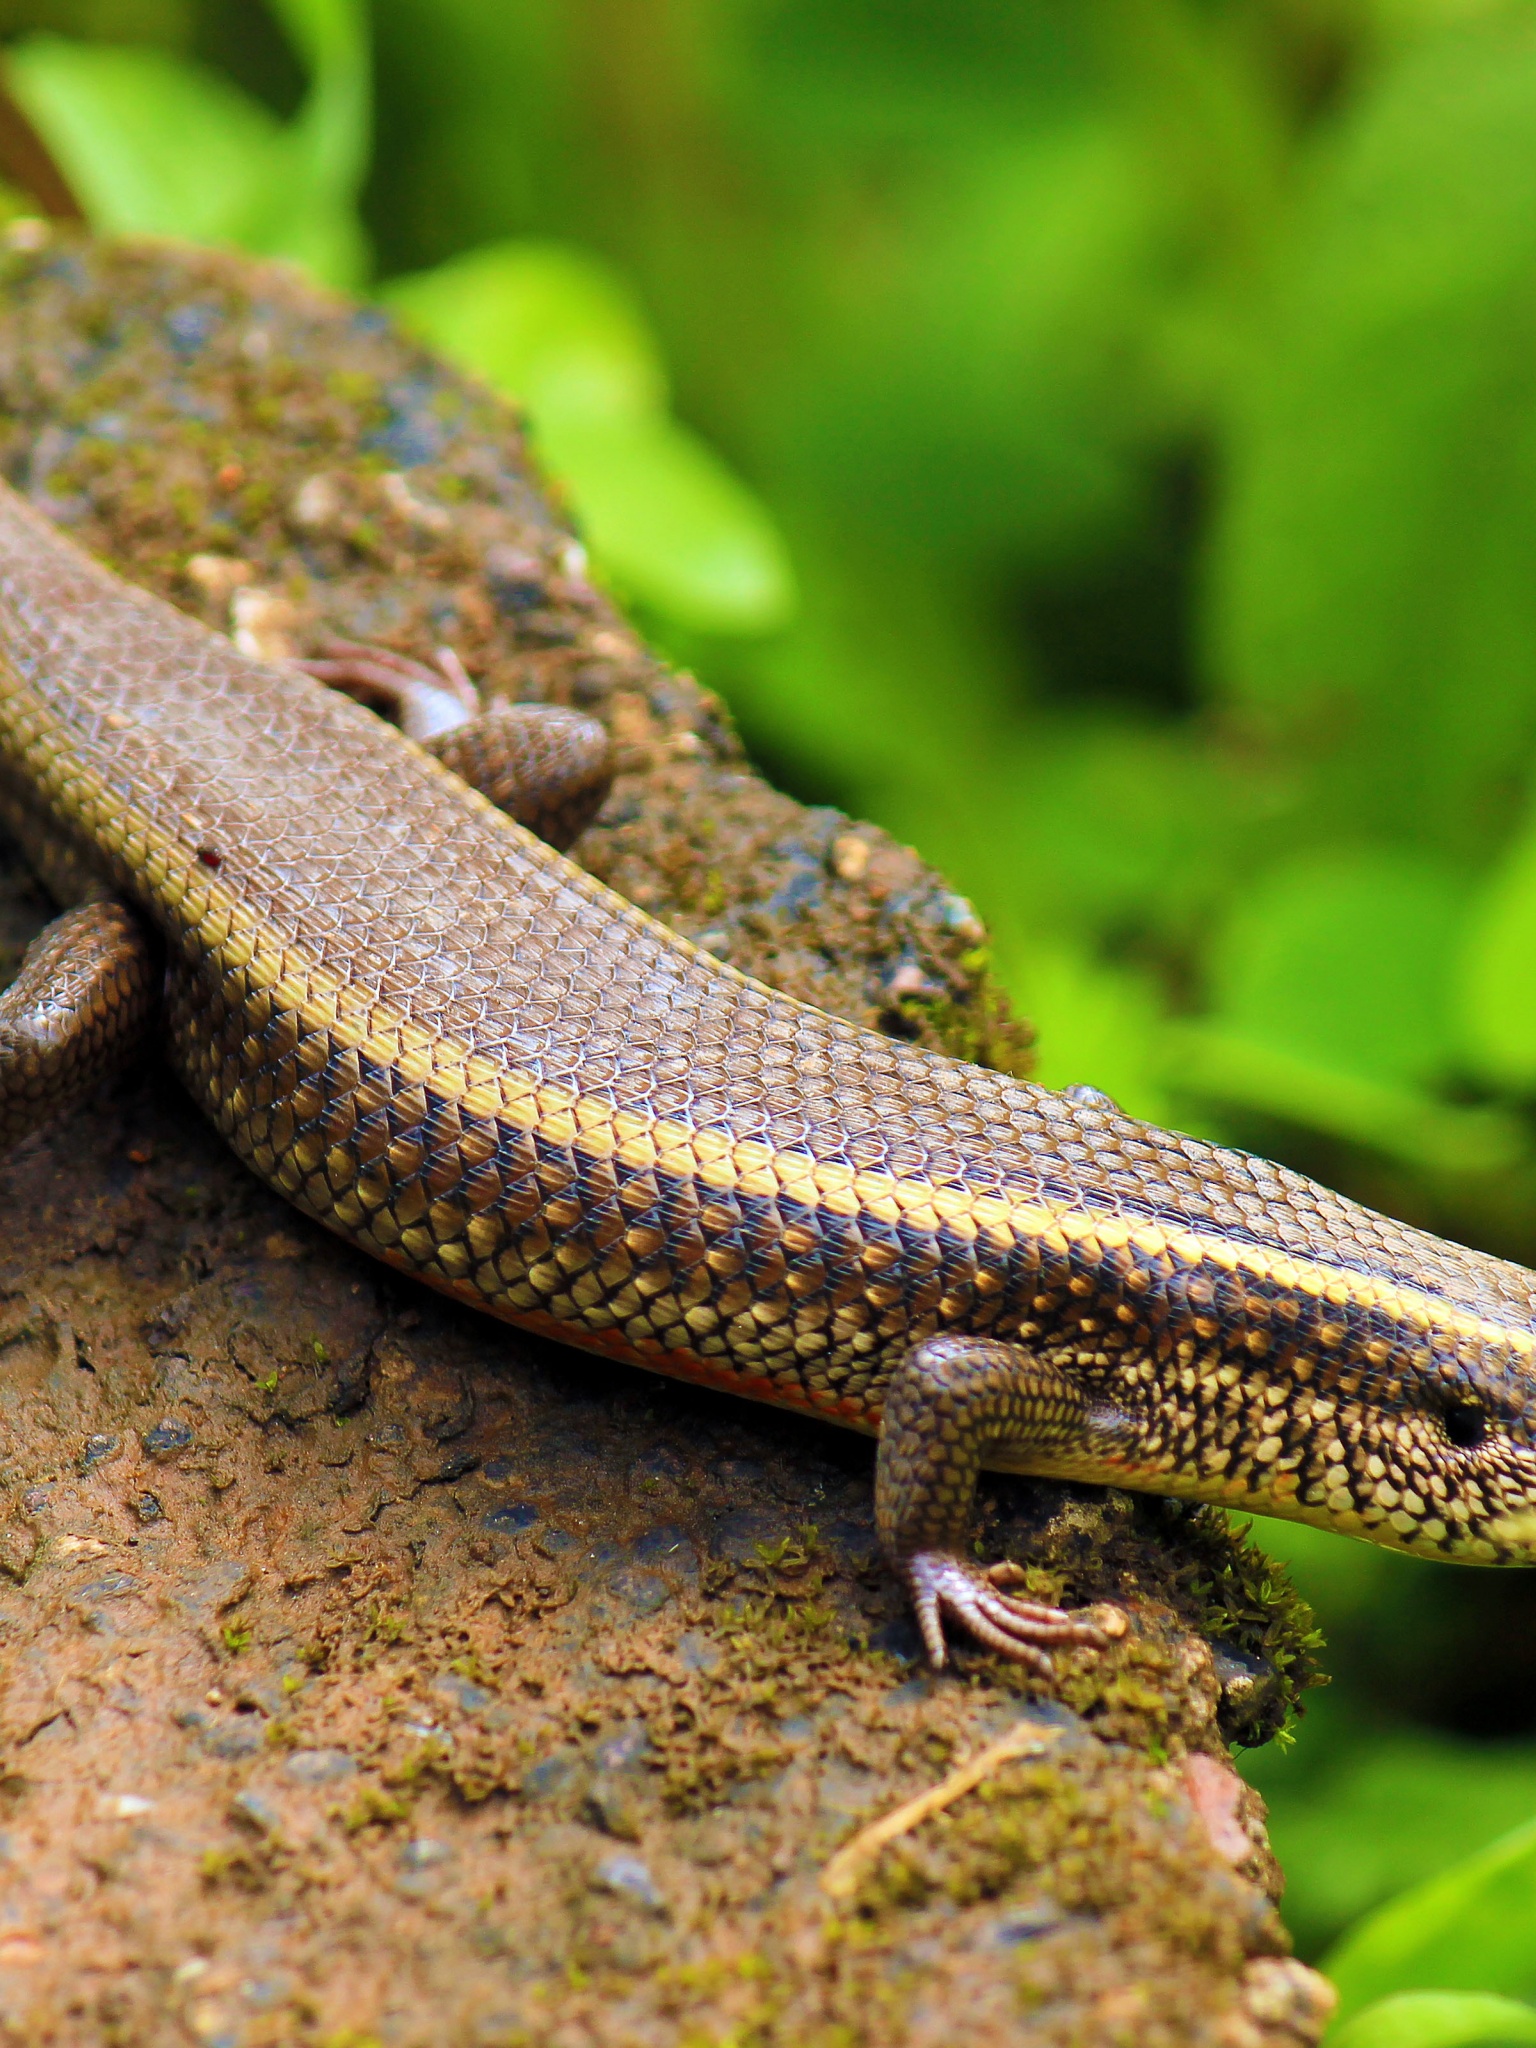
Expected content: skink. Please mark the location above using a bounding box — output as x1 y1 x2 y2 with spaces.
2 475 1536 1671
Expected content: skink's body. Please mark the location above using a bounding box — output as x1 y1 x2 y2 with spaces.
3 477 1536 1665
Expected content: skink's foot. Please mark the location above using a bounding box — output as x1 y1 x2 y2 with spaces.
297 639 479 742
903 1551 1116 1673
876 1336 1131 1678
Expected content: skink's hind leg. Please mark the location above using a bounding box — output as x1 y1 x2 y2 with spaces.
0 900 157 1149
298 643 612 850
876 1334 1118 1672
428 702 612 849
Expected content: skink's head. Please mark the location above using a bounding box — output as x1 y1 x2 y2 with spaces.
1021 1087 1536 1563
1340 1317 1536 1564
1175 1254 1536 1566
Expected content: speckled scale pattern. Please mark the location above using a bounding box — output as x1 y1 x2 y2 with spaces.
3 476 1536 1571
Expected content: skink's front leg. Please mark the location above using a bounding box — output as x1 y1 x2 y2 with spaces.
877 1335 1120 1672
0 900 157 1149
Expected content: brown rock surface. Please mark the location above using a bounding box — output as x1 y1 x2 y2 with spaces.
0 233 1329 2047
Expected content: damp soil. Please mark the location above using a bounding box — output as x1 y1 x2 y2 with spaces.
0 232 1333 2048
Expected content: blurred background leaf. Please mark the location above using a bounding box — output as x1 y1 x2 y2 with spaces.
1323 1818 1536 2022
1329 1990 1536 2048
5 0 368 281
1207 14 1536 864
6 36 283 238
1458 795 1536 1092
382 240 796 631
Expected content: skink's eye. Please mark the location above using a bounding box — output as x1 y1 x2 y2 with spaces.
1441 1400 1488 1449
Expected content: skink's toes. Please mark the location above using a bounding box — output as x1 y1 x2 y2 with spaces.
902 1551 1112 1676
983 1559 1030 1590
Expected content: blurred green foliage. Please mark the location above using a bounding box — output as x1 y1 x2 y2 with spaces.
7 0 368 281
1325 1813 1536 2019
1329 1989 1536 2048
381 241 796 630
16 0 1536 2007
1317 1809 1536 2041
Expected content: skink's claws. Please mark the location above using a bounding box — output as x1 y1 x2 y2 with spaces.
904 1551 1112 1675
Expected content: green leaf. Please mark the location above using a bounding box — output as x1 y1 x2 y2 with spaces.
1456 797 1536 1091
1207 847 1467 1089
382 241 795 634
542 413 795 635
1165 1020 1522 1174
382 241 668 425
1167 843 1528 1166
261 0 371 286
1004 939 1177 1129
783 116 1170 568
979 716 1254 946
6 39 282 245
1330 1990 1536 2048
1323 1817 1536 2025
1245 1703 1536 1959
6 0 371 288
1207 17 1536 854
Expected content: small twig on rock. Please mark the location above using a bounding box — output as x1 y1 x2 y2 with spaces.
820 1719 1065 1901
